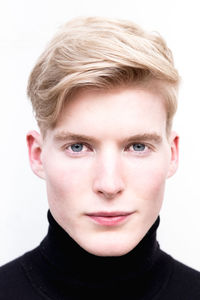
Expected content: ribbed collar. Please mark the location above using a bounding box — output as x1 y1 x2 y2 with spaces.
40 211 160 282
23 211 173 299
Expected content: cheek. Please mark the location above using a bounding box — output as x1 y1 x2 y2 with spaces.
43 155 91 202
126 156 169 202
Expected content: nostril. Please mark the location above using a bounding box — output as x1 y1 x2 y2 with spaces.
92 164 125 199
97 189 122 199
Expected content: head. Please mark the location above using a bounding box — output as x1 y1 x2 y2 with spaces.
27 17 180 256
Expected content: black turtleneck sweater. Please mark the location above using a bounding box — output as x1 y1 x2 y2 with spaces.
0 211 200 299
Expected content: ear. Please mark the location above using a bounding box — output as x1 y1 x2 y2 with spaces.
26 130 45 179
167 131 179 178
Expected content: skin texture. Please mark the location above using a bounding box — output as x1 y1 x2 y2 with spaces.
27 86 179 257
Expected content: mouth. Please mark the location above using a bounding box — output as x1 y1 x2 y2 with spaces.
86 211 133 226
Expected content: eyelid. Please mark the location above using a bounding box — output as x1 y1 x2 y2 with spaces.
125 141 149 149
63 141 155 154
65 142 92 153
125 142 157 155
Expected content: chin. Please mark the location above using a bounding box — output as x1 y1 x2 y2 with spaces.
86 244 136 257
80 236 140 257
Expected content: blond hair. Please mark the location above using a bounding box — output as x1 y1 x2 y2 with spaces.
27 16 180 135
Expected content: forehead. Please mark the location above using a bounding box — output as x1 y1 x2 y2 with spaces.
52 86 167 139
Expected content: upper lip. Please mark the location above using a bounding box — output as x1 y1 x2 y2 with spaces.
86 211 133 217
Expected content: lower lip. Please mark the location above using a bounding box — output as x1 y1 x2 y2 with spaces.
88 214 131 226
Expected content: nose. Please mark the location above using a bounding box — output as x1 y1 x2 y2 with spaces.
92 151 125 200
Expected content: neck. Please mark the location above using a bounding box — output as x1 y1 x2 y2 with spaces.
21 211 173 299
40 211 160 283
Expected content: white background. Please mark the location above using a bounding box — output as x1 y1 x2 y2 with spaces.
0 0 200 271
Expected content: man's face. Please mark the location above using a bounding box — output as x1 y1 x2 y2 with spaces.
28 86 178 256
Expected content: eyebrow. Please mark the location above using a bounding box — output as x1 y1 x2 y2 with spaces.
123 133 162 144
53 131 162 144
54 132 98 144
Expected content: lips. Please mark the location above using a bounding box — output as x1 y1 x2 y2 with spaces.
86 211 133 226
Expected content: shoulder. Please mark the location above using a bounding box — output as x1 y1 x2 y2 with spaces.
158 251 200 299
171 258 200 291
0 250 47 300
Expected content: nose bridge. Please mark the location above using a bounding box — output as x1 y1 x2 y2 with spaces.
92 146 125 198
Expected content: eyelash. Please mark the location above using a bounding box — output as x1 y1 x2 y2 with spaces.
125 143 149 153
64 142 152 156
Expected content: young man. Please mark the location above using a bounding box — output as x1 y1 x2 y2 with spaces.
0 17 199 299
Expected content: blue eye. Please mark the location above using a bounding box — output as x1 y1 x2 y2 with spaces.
70 143 83 152
132 143 146 151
